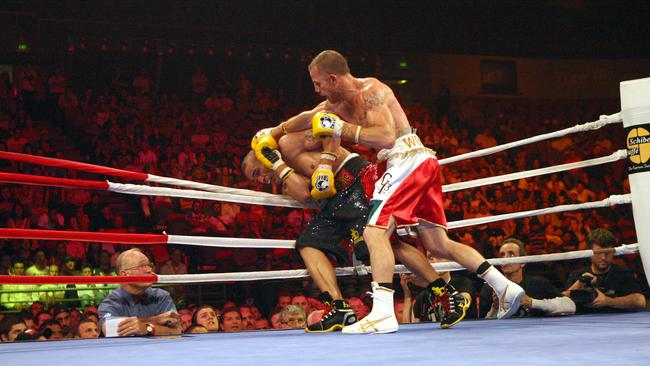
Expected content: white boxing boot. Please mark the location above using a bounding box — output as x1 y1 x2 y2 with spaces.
480 266 525 319
342 282 398 334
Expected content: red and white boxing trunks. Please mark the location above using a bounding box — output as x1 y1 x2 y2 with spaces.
366 132 447 230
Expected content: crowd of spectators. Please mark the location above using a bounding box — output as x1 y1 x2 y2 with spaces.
0 57 646 341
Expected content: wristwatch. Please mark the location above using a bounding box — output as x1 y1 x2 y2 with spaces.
146 323 155 336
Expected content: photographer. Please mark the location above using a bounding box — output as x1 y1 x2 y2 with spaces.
562 228 646 313
480 238 575 318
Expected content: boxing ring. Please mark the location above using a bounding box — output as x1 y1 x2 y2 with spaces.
2 313 649 365
1 78 649 364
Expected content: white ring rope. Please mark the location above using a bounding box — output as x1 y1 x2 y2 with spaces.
448 194 631 230
113 113 625 208
107 182 314 209
17 148 626 213
146 174 280 198
166 234 295 249
438 113 622 166
156 243 639 283
0 188 629 249
443 149 628 193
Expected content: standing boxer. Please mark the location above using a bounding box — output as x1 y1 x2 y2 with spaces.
255 50 524 334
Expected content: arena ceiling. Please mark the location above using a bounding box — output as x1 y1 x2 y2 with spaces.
0 0 648 59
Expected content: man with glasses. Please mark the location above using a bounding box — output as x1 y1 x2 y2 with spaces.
98 248 182 336
279 305 306 329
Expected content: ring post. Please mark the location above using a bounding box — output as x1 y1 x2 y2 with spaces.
620 76 650 286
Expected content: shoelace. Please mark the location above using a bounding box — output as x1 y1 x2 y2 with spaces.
319 301 334 319
321 306 338 321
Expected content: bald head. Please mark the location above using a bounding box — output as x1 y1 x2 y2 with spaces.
242 150 274 184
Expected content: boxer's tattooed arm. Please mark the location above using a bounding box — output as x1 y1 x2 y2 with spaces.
363 89 386 110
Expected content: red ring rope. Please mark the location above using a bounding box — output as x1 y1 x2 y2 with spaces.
0 228 167 244
0 172 109 190
0 275 158 285
0 150 147 180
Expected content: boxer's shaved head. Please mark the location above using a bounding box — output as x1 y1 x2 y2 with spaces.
242 151 274 184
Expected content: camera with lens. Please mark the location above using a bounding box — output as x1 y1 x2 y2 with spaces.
570 274 598 306
578 275 594 285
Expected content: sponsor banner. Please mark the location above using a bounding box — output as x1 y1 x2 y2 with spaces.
627 124 650 174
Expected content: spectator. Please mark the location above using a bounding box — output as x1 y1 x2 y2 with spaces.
26 250 49 276
159 247 187 275
75 318 99 339
270 310 282 329
41 319 64 340
290 294 311 316
34 311 52 330
69 309 82 331
346 297 369 320
8 203 30 229
98 248 181 336
40 264 66 305
179 311 193 332
0 316 27 342
239 306 256 330
1 258 38 310
569 182 596 203
562 229 646 313
76 265 105 307
192 305 219 332
279 305 306 329
92 250 114 275
220 307 242 332
54 309 73 338
479 238 575 318
29 301 44 318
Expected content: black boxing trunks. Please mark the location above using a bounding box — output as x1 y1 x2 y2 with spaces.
296 154 372 264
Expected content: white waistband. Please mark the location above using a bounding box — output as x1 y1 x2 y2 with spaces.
335 153 359 176
377 134 434 162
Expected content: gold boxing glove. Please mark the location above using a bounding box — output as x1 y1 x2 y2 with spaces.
253 135 280 169
251 128 277 151
310 165 337 200
312 111 343 139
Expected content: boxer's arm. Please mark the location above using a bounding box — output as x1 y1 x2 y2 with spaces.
280 172 311 202
270 103 327 140
314 88 397 149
